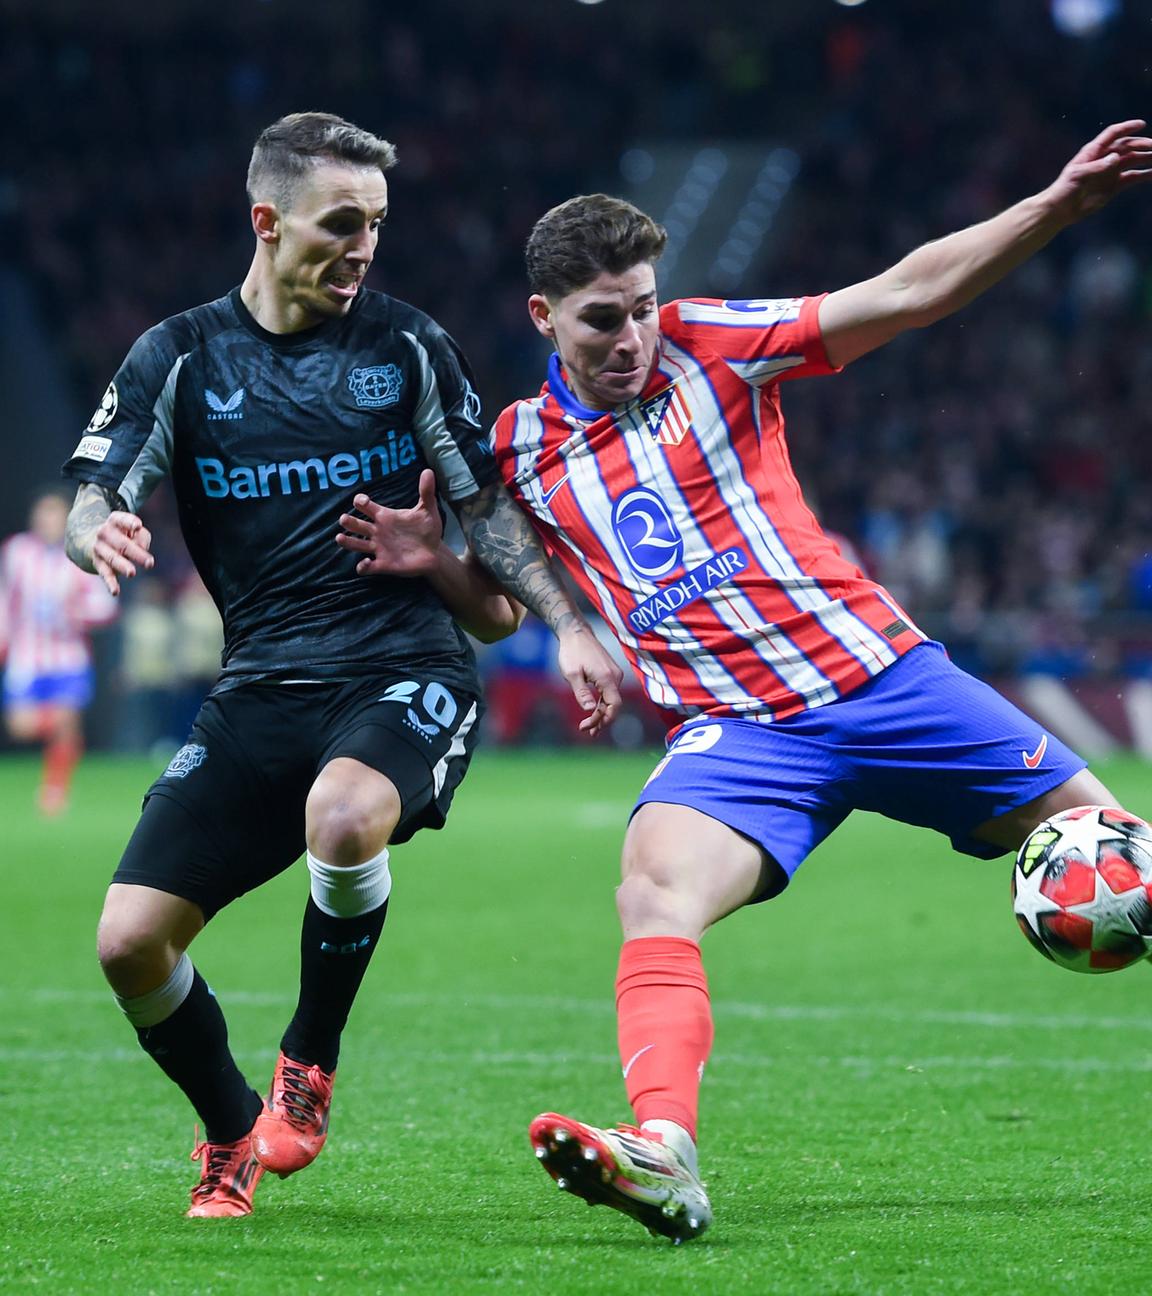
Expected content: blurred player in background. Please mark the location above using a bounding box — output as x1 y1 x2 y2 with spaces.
62 111 620 1220
0 488 117 814
349 120 1152 1242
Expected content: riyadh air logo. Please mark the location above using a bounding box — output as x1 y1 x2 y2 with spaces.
205 388 245 420
612 488 683 579
348 364 403 409
163 743 207 779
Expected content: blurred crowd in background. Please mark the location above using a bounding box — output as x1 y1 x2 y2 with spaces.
1 0 1149 748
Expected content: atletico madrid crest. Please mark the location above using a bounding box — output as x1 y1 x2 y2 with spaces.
640 384 693 447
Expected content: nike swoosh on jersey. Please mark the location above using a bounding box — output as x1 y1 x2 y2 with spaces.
1022 735 1048 769
540 473 570 508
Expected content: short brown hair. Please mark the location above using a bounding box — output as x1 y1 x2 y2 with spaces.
247 111 397 210
525 194 667 299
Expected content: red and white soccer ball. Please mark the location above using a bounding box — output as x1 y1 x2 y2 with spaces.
1012 805 1152 973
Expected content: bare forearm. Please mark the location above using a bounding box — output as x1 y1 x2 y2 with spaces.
822 189 1071 365
457 482 622 729
885 189 1069 327
823 121 1151 367
65 483 120 572
457 484 585 635
65 482 152 595
426 544 525 643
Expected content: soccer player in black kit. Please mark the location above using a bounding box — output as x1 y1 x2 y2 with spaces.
62 112 622 1218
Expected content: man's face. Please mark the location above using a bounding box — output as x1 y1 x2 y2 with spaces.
529 263 660 411
264 161 389 325
30 495 68 545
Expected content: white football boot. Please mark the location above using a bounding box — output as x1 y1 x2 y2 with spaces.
529 1112 711 1243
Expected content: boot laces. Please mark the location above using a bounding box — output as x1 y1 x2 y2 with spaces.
190 1129 244 1200
274 1060 333 1131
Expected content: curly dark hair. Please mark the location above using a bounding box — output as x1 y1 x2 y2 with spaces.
525 194 667 299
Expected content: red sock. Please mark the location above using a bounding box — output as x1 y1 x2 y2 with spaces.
616 936 713 1141
41 734 81 807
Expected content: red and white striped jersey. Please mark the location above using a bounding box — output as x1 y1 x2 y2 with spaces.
0 533 117 683
492 295 925 727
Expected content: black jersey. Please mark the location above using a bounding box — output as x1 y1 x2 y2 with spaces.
63 287 497 691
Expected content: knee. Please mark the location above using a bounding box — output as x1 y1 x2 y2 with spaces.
96 909 177 988
306 775 400 867
616 865 694 935
5 712 38 742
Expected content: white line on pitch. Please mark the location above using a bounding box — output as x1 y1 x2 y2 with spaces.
8 986 1152 1034
4 1046 1152 1076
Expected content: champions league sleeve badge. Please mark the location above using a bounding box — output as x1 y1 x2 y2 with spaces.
85 382 118 434
73 382 119 462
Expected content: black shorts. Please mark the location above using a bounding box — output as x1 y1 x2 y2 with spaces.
112 673 483 920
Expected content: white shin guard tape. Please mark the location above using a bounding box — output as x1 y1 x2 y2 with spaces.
115 951 195 1028
307 847 392 919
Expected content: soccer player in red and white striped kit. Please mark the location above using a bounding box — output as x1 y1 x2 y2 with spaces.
344 120 1152 1242
0 489 117 813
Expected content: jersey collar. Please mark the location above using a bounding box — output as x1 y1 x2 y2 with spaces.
546 352 612 421
229 286 363 348
546 349 671 422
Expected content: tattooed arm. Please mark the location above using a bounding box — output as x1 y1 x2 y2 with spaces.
342 472 623 733
455 480 623 733
455 482 583 634
65 483 155 596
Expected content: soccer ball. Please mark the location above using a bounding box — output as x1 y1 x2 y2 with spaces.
1012 805 1152 973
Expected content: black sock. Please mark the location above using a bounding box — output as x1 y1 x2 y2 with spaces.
135 969 264 1145
280 896 390 1074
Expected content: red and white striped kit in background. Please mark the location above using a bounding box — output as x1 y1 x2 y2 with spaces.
493 294 926 727
0 532 117 689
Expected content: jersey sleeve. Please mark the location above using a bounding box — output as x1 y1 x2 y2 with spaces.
61 318 188 512
669 294 839 386
402 322 500 502
489 402 560 559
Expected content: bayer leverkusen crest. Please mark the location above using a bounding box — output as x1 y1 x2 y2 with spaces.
640 384 693 447
347 364 404 409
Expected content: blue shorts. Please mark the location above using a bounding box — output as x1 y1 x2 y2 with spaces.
633 642 1086 897
3 668 93 709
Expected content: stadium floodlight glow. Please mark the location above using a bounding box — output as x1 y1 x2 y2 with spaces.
710 146 800 291
658 149 730 279
620 149 655 185
1050 0 1120 36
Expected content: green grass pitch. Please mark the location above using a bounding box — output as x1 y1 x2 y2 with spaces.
4 748 1152 1294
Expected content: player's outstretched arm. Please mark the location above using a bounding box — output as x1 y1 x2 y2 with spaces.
455 480 624 736
338 470 526 643
65 483 154 597
819 119 1152 368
